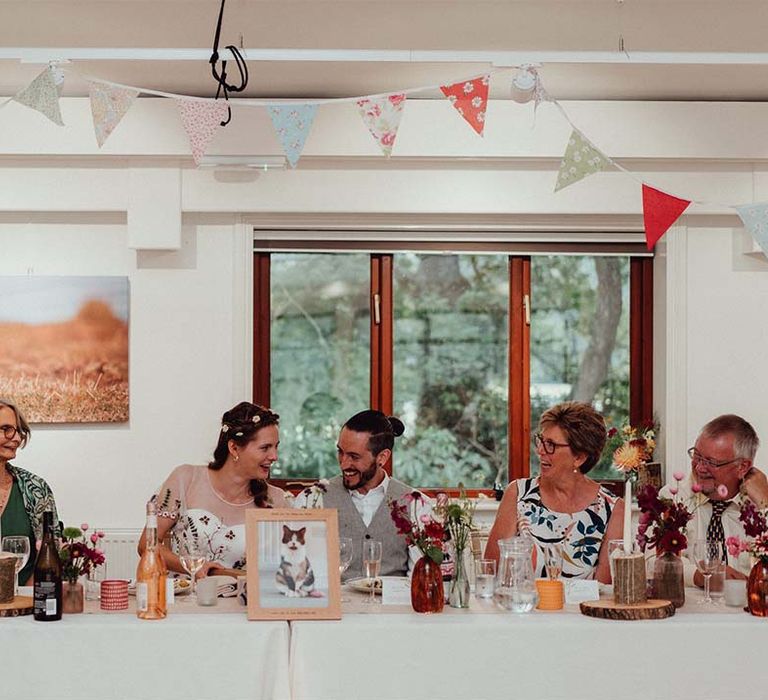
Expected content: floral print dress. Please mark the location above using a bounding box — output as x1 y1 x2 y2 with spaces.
515 477 618 579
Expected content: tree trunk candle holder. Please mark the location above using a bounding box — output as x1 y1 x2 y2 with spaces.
613 553 647 605
0 553 16 603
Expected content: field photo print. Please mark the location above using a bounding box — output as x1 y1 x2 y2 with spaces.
0 276 129 423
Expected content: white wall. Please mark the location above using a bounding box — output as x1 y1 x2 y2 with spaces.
3 98 768 529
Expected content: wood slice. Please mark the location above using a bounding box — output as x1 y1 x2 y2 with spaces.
0 595 34 617
580 598 675 621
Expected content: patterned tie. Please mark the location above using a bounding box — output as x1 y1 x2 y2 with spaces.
706 500 731 564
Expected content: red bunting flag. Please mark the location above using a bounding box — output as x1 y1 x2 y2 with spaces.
440 75 490 136
642 184 691 250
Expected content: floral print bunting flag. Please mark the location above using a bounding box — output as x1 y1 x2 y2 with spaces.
439 75 490 136
356 93 406 157
735 202 768 257
88 81 139 147
268 104 318 168
14 66 64 126
176 99 229 165
554 130 611 192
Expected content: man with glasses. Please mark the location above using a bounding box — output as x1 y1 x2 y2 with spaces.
662 414 768 587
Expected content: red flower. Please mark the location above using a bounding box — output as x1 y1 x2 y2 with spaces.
657 530 687 555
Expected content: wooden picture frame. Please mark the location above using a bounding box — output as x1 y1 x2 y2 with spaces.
245 508 341 620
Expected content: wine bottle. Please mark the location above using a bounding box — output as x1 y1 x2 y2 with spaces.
136 500 167 620
33 511 62 621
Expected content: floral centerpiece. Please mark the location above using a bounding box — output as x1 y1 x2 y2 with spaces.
60 523 106 584
725 500 768 616
434 490 476 609
636 473 694 607
608 420 659 472
389 491 446 613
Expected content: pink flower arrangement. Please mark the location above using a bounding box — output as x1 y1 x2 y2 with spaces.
389 491 446 565
59 523 106 584
725 499 768 564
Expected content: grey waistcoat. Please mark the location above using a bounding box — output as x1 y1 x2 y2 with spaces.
322 475 412 579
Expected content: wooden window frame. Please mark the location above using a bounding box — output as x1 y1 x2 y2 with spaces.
254 250 653 493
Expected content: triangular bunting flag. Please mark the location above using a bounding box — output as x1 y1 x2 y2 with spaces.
13 66 64 126
88 81 139 147
267 104 317 168
439 75 490 136
735 202 768 256
356 94 406 157
642 184 691 250
554 130 611 192
176 99 229 165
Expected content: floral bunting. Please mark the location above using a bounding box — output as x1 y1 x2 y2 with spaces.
175 99 229 165
13 66 64 126
267 104 317 168
554 130 611 192
440 75 490 136
356 93 406 157
88 82 139 147
642 184 692 250
735 203 768 257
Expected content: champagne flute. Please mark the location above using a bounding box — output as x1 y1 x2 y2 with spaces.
362 540 382 605
339 537 354 603
2 535 31 597
179 541 207 604
692 539 724 605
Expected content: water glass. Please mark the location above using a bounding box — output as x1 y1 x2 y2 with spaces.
692 539 725 605
544 543 563 580
474 559 496 599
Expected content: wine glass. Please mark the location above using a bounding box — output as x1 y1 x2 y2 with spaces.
362 540 382 605
2 536 30 597
692 539 725 605
339 537 354 603
179 541 207 604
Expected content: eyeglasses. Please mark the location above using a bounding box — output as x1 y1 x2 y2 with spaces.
533 433 570 455
0 425 20 440
687 447 740 470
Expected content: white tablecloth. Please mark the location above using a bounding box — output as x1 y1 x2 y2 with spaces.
290 594 764 700
4 606 290 700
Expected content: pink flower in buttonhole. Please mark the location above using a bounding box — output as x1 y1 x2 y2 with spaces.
673 471 684 482
717 484 729 499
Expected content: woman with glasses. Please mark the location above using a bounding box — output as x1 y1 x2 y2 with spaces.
0 398 60 585
485 401 624 582
138 401 289 579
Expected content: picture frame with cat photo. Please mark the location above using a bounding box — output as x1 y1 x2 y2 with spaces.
245 508 341 620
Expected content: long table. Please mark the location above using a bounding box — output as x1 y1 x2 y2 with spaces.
6 588 765 700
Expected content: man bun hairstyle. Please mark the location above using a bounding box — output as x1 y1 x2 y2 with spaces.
209 401 280 507
344 409 404 457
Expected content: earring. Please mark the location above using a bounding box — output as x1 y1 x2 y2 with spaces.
234 454 239 462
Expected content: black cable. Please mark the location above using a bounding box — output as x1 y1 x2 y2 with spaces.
209 0 249 127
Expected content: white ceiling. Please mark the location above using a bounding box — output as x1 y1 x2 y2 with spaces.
2 0 768 101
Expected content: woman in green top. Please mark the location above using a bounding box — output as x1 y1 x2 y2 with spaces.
0 398 60 585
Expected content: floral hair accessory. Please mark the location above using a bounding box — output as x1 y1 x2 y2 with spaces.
221 424 230 433
252 415 261 425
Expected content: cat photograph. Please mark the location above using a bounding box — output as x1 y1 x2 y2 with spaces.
275 525 323 598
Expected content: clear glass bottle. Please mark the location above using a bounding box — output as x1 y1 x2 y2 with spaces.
136 500 167 620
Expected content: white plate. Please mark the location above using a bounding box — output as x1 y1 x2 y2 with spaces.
347 576 409 595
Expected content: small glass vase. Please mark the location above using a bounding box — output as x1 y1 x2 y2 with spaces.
411 555 444 614
62 580 84 614
651 550 685 608
448 548 470 608
747 557 768 617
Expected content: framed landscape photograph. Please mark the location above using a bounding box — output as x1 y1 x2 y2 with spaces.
245 508 341 621
0 275 129 423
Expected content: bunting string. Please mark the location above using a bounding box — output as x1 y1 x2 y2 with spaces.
1 61 767 252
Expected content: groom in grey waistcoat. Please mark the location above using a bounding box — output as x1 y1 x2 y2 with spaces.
294 410 425 580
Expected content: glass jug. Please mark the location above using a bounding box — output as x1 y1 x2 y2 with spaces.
495 536 538 613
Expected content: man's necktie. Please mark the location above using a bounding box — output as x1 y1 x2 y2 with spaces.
706 500 731 563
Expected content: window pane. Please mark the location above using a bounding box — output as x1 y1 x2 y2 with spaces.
393 253 509 488
270 253 370 479
529 256 630 479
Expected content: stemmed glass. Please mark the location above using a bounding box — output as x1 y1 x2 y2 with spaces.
544 543 563 580
362 540 382 605
179 540 207 604
339 537 354 602
1 536 30 597
692 539 725 605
